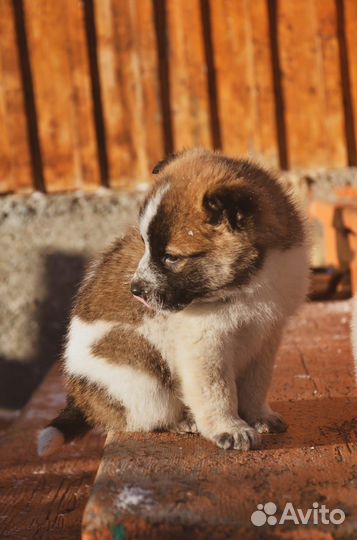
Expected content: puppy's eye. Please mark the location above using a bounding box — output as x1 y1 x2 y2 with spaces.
163 253 182 265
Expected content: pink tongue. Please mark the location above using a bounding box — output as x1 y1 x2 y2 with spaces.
132 294 151 309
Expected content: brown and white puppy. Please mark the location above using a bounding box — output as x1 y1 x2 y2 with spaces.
37 148 309 456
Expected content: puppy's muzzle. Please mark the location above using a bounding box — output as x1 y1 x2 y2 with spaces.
131 279 149 300
130 279 154 309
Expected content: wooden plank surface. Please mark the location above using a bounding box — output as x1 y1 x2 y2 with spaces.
135 0 165 174
0 364 104 540
1 0 356 195
82 301 357 540
315 0 347 167
343 0 357 164
247 0 279 166
210 0 278 166
0 0 32 192
167 0 211 150
278 1 327 168
210 0 254 157
278 0 352 168
23 0 100 192
95 0 163 189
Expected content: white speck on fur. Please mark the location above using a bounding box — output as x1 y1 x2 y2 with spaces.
116 486 154 511
188 230 194 236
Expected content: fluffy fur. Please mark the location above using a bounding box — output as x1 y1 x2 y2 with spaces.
37 148 310 454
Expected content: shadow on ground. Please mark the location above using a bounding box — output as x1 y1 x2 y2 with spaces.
0 252 86 410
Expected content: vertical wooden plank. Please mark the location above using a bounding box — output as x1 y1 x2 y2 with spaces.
95 0 163 189
166 0 211 150
0 0 32 192
344 0 357 159
278 0 347 168
95 0 136 187
23 0 100 191
206 0 248 154
135 0 165 172
210 0 278 164
315 0 347 166
208 0 251 156
247 0 279 166
65 0 102 189
277 0 324 168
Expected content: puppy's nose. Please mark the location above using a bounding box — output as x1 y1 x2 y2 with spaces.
131 280 148 300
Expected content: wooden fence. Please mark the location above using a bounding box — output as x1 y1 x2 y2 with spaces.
0 0 356 193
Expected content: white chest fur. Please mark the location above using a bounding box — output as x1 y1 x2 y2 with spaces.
138 245 310 371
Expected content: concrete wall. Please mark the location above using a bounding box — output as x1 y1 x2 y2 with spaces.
0 190 142 410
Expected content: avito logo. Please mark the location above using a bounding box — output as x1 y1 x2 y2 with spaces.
251 501 345 527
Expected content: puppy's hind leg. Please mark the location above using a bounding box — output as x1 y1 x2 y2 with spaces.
171 407 198 434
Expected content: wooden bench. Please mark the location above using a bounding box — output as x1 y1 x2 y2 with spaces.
0 301 356 540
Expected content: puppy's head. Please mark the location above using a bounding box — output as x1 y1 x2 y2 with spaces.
131 148 302 312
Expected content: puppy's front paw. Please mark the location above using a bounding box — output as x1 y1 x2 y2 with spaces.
212 423 261 451
253 412 288 434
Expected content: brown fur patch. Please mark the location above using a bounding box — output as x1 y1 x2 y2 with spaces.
149 148 304 253
92 327 173 388
74 228 151 324
65 374 127 431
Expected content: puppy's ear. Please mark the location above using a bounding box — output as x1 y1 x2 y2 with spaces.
152 153 177 174
203 185 257 230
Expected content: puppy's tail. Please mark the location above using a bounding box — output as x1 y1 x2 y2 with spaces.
37 398 91 457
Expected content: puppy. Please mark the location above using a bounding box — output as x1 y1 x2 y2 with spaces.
37 148 309 456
